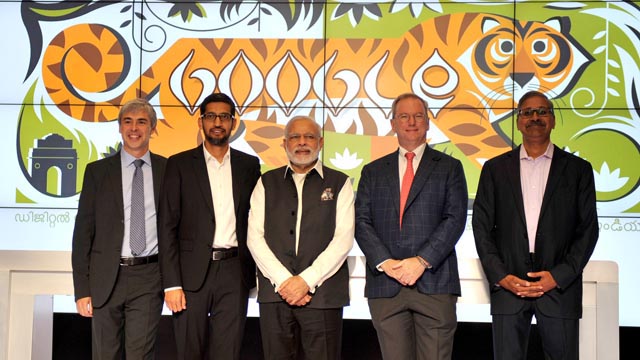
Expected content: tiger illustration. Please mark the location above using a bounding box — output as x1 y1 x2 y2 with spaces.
40 13 592 167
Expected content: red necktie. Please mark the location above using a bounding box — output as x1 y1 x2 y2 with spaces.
400 152 415 228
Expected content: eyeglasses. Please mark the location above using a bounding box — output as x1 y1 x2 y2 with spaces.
395 113 427 122
200 112 234 122
518 107 553 118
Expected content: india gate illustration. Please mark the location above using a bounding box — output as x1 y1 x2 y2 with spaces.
29 134 77 197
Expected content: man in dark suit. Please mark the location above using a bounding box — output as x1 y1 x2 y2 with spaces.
159 93 260 359
72 98 167 359
472 90 599 360
355 93 468 360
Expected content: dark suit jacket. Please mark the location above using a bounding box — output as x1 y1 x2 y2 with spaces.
158 146 260 291
72 151 167 307
472 145 599 319
355 147 468 298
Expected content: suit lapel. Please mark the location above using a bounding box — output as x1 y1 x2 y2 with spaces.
507 147 527 227
383 151 401 216
230 148 242 215
405 146 437 209
150 153 163 211
192 147 215 216
539 146 567 220
108 152 125 220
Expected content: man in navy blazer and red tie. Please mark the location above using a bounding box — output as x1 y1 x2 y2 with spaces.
355 93 468 360
473 91 599 360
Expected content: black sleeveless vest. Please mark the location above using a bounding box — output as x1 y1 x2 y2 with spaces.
257 165 350 308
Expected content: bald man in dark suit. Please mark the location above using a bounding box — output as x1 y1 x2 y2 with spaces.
473 91 599 360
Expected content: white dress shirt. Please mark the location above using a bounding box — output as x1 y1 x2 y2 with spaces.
203 144 238 249
120 150 157 257
397 142 427 190
164 145 238 293
247 160 355 292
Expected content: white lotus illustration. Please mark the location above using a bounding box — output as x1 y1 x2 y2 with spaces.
330 148 363 170
594 162 629 192
390 2 444 18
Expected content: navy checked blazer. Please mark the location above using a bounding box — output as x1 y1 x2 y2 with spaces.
355 147 468 298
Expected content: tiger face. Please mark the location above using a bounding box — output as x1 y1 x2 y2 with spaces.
459 15 593 121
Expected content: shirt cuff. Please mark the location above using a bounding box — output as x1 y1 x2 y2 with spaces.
416 256 432 269
376 259 391 272
298 270 317 292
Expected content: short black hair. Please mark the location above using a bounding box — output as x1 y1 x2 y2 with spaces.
199 93 236 117
517 91 554 112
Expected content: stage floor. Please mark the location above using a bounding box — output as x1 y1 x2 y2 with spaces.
53 315 636 359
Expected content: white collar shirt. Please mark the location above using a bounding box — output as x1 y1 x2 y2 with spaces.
397 143 427 191
120 150 157 257
203 144 237 249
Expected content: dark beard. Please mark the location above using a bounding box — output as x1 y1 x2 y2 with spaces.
205 133 230 146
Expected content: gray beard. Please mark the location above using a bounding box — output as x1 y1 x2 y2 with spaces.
285 147 319 169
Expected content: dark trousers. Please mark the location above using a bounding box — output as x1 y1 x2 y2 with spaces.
492 300 579 360
92 262 163 360
368 287 457 360
172 256 249 360
259 302 343 360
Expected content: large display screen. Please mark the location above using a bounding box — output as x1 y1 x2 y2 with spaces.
1 1 638 325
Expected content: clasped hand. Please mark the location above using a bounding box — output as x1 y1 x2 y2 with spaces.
498 271 558 298
278 275 312 306
381 257 426 286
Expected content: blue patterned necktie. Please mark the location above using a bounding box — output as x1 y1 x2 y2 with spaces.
130 159 146 256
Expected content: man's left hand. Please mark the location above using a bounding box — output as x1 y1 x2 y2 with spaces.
392 257 427 286
527 271 558 293
278 276 311 306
